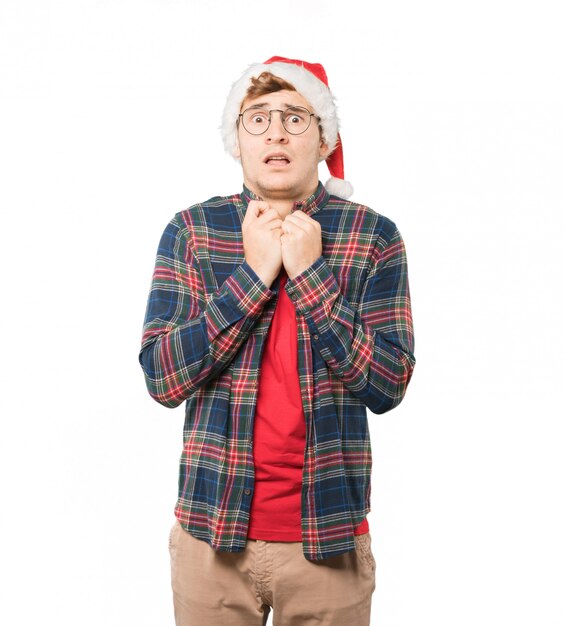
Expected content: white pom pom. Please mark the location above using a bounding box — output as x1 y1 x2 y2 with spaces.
324 177 354 200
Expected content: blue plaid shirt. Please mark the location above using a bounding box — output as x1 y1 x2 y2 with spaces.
140 182 415 560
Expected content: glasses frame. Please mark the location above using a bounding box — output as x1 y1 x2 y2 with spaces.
238 106 320 136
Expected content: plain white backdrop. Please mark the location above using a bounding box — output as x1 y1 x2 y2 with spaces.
1 1 564 624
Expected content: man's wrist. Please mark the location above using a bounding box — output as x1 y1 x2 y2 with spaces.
245 261 276 289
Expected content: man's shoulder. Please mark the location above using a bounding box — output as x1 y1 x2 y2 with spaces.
175 192 241 220
325 194 399 240
164 193 243 235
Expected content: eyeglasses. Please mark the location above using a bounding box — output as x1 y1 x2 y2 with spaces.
238 106 320 136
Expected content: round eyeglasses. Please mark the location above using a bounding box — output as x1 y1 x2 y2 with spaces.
238 106 320 136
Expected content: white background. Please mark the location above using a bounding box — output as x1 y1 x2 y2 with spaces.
1 1 564 624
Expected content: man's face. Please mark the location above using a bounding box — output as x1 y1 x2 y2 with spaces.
235 89 330 202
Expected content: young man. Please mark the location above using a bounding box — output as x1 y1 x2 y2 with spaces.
139 57 415 626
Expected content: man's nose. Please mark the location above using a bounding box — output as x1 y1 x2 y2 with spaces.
266 111 289 142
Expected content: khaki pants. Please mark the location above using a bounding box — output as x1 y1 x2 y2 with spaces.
169 520 376 626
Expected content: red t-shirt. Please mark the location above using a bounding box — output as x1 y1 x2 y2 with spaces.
248 269 368 541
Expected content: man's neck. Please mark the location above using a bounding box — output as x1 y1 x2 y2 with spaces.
245 182 318 219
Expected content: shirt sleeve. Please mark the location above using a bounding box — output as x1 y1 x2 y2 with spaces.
139 214 274 408
284 226 415 414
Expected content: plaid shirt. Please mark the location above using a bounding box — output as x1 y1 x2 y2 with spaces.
139 182 415 560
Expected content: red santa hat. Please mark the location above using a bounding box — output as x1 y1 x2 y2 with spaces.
221 56 353 200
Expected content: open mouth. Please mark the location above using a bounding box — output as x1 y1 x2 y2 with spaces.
264 154 290 166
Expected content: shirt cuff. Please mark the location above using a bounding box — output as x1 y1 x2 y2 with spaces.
284 256 340 314
221 261 275 317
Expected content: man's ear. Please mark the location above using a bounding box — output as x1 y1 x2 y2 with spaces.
233 135 241 159
319 140 331 161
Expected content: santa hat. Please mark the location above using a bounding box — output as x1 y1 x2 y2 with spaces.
221 56 353 200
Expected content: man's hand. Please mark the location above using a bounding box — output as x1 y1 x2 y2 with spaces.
242 200 283 288
281 211 323 280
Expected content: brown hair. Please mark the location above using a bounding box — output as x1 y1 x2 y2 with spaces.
245 72 296 100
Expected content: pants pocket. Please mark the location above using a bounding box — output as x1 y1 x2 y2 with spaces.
354 533 376 571
168 519 179 552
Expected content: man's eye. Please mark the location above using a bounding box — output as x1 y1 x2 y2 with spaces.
285 113 305 124
250 114 268 124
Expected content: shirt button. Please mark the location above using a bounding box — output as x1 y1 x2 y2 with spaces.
313 334 319 340
244 488 252 496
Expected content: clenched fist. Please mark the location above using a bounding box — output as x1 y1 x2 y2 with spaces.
242 200 283 288
280 210 323 279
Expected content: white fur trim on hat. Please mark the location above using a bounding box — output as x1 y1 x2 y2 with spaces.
324 176 354 200
221 62 339 158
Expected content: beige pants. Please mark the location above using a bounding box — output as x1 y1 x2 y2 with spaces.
169 520 376 626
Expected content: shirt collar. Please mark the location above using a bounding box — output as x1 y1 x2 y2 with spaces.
240 182 330 218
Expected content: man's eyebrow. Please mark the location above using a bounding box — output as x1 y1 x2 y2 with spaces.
244 103 306 110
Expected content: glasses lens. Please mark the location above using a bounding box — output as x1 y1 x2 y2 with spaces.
282 107 311 134
241 107 313 135
242 109 270 135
